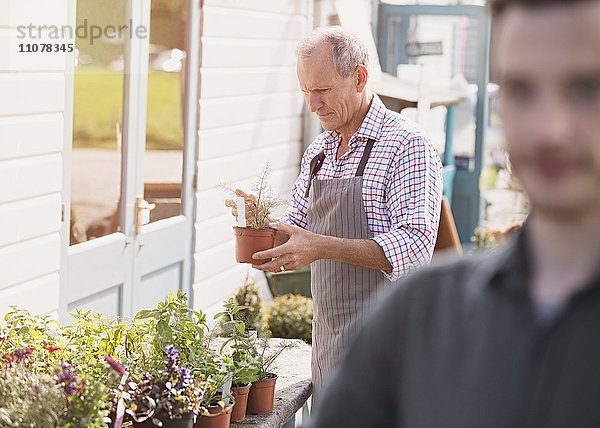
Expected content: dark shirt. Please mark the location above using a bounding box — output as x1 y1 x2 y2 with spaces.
307 227 600 428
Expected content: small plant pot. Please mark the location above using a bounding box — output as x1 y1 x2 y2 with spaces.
230 384 251 422
233 226 276 264
193 404 233 428
246 374 278 414
133 412 194 428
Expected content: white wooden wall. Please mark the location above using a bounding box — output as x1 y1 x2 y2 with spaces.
193 0 312 313
0 0 70 317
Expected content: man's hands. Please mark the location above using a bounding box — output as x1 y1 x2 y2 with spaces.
253 222 394 275
252 222 323 273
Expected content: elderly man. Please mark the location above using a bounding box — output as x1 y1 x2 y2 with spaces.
307 0 600 426
249 27 443 393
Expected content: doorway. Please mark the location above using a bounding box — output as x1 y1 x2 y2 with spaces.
60 0 200 320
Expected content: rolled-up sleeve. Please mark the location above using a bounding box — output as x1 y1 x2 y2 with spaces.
371 135 443 281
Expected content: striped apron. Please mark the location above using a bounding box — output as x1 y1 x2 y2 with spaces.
306 138 392 394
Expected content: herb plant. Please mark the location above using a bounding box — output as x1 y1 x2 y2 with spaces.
222 163 286 229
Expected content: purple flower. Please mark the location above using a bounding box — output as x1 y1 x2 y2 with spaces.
177 367 192 389
56 362 78 397
13 347 34 363
166 345 179 364
165 345 180 374
105 355 127 376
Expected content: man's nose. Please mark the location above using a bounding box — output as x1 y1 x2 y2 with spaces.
306 93 322 113
531 97 572 147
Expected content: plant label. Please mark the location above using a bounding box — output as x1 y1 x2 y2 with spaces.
237 196 246 227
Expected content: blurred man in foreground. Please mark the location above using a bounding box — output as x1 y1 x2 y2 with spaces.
307 0 600 426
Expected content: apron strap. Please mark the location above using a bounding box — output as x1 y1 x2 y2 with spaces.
355 138 375 177
303 138 376 197
305 150 326 198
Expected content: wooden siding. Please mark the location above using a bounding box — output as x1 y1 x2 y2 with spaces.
193 1 312 309
0 0 69 317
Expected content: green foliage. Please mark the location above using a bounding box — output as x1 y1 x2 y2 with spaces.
60 374 108 428
1 307 63 371
135 291 208 371
267 294 313 345
62 310 150 381
230 280 264 331
214 298 260 387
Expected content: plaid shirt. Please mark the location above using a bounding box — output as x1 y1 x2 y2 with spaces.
281 94 443 281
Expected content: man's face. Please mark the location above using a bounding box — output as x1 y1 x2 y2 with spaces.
496 1 600 218
297 44 363 137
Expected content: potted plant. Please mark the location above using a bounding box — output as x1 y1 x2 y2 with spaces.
222 163 286 264
245 335 296 415
108 345 202 428
214 298 261 422
193 367 234 428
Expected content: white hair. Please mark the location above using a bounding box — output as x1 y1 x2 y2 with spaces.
295 26 370 78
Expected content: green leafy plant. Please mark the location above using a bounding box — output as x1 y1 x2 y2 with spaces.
267 294 313 344
0 307 64 371
229 279 264 331
135 291 210 375
59 372 107 428
62 310 151 382
222 163 286 229
214 298 260 387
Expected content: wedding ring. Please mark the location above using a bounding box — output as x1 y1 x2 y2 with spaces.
280 266 285 272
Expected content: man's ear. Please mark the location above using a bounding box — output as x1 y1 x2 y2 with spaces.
356 65 368 92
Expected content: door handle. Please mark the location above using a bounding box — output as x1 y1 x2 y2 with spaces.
136 196 156 235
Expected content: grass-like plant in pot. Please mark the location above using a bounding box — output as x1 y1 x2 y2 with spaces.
222 163 286 265
245 334 296 415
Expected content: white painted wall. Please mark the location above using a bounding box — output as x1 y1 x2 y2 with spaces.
0 0 70 317
193 0 312 315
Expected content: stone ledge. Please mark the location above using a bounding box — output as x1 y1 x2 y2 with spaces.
230 338 312 427
231 379 312 428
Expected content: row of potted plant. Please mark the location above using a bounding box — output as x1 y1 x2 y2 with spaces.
0 292 294 427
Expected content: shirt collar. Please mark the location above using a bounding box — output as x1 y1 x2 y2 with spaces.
487 224 531 295
483 222 600 297
322 93 386 157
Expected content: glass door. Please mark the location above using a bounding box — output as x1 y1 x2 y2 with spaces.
63 0 199 319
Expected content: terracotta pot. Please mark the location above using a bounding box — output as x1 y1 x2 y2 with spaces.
133 412 194 428
233 226 276 264
246 374 278 414
193 404 233 428
230 384 251 422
